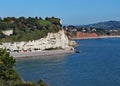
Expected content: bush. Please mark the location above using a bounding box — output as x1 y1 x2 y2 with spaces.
0 49 48 86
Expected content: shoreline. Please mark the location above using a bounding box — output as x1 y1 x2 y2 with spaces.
72 35 120 40
11 49 75 58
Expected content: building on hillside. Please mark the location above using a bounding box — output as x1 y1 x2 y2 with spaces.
2 30 13 36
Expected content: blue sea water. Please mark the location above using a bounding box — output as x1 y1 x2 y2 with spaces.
15 38 120 86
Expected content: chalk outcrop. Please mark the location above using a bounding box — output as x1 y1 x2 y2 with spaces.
0 30 76 51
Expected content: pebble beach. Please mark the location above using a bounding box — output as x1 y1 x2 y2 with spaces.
11 49 75 58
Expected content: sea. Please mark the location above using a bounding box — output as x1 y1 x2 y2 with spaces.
15 38 120 86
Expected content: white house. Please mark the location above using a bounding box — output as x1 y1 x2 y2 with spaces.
2 29 13 36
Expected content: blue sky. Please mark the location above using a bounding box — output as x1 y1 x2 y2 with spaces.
0 0 120 25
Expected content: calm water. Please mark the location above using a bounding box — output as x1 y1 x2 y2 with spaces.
15 38 120 86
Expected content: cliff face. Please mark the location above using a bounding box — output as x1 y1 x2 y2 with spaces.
46 30 69 49
76 31 98 38
0 30 75 51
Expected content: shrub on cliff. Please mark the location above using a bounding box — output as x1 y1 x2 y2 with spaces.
0 49 48 86
0 49 22 86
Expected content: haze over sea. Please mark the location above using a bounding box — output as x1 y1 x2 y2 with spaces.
15 38 120 86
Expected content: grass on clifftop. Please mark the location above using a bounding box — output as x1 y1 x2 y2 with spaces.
39 20 52 27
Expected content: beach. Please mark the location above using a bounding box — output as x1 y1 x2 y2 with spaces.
11 49 75 58
73 35 120 40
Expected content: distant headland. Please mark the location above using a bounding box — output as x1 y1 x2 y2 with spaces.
63 21 120 39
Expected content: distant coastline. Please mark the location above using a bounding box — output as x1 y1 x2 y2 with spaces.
72 35 120 40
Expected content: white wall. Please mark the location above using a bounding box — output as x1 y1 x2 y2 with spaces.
2 30 13 36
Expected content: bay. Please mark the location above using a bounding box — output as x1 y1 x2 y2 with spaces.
15 38 120 86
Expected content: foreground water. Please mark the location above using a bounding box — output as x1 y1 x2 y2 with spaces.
15 38 120 86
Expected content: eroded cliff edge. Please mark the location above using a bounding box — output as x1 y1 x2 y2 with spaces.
0 29 77 52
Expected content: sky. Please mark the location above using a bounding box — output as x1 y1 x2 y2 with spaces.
0 0 120 25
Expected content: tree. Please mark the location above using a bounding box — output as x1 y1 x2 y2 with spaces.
0 49 48 86
19 16 26 22
45 16 61 26
0 17 2 22
37 80 48 86
0 49 22 86
0 16 62 42
13 28 19 35
4 17 12 22
0 30 6 38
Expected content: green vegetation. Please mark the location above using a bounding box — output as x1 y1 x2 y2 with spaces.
0 16 61 42
0 49 22 86
39 20 52 27
65 25 107 37
86 21 120 30
0 49 48 86
65 21 120 37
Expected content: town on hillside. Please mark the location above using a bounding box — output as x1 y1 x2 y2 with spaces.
63 24 120 39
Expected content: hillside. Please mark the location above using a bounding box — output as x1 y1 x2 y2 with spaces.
0 16 62 42
65 20 120 38
84 21 120 30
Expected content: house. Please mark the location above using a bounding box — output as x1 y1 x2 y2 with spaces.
2 29 13 36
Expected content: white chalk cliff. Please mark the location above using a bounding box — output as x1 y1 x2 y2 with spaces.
0 30 76 51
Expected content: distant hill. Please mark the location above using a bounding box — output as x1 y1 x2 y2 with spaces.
82 21 120 30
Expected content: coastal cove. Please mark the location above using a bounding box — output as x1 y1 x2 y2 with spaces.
0 0 120 85
0 29 77 58
15 38 120 86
